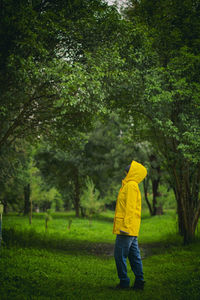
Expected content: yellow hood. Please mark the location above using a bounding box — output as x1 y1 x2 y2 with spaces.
123 160 147 184
113 160 147 236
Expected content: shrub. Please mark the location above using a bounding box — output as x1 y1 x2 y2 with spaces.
80 178 104 221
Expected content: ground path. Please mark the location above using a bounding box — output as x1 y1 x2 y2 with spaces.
4 227 173 258
72 241 171 258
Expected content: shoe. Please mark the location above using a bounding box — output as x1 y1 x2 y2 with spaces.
132 280 145 290
115 283 130 290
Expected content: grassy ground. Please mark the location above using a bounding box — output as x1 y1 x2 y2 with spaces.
1 210 200 299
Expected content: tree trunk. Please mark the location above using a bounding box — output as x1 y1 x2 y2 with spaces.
176 192 198 244
29 196 32 225
174 187 185 236
80 206 86 217
172 163 200 244
24 184 30 215
149 154 163 216
152 178 163 216
2 199 8 214
143 178 153 216
74 169 80 217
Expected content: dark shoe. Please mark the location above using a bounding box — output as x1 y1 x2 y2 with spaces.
115 283 130 290
132 280 145 290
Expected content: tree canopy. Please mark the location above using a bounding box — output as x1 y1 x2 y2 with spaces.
0 0 120 150
1 0 200 244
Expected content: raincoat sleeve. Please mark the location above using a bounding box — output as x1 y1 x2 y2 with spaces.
120 183 138 233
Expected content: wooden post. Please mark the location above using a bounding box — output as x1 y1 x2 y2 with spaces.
0 202 4 247
29 197 32 225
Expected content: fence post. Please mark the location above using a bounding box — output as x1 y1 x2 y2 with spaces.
0 202 4 247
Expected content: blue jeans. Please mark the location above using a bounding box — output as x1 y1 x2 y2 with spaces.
114 235 144 287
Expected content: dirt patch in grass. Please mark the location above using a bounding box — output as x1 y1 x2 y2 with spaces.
84 242 115 257
83 241 173 258
86 241 176 258
140 242 174 258
4 227 176 258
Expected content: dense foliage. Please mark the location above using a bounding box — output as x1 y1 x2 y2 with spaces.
1 0 200 244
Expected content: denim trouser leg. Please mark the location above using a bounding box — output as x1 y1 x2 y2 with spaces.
128 237 144 282
114 235 144 287
114 235 130 287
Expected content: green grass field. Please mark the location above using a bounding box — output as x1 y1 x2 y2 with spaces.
1 210 200 300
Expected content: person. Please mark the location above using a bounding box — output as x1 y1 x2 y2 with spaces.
113 160 147 290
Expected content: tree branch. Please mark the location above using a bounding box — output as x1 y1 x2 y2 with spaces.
0 93 58 150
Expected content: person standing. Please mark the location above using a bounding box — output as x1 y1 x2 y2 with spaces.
113 160 147 290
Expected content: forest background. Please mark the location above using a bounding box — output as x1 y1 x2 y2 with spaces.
0 0 200 246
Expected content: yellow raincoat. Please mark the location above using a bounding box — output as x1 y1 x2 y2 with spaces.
113 160 147 236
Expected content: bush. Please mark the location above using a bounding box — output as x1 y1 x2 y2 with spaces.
80 178 104 220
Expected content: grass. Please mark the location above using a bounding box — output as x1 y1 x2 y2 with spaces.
1 210 200 299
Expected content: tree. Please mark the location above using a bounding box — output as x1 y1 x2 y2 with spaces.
34 142 88 217
0 141 32 214
80 178 104 223
30 166 63 212
100 0 200 243
0 0 124 213
0 0 121 151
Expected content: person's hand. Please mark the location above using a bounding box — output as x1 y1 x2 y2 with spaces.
120 230 130 235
